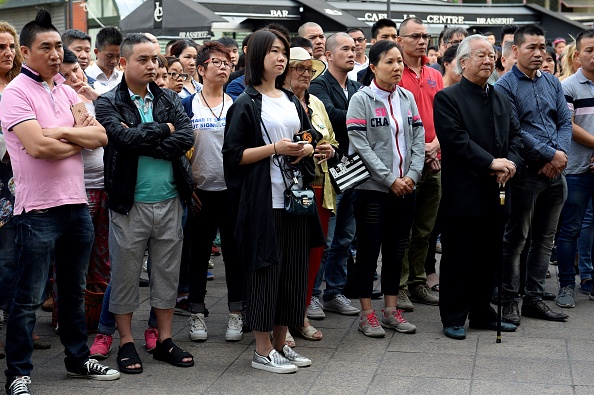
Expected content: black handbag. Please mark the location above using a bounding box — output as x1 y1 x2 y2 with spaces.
258 109 316 216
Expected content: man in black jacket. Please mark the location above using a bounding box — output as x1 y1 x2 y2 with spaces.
309 32 363 318
95 34 194 373
434 35 523 340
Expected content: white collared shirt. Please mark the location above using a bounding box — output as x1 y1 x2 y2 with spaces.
86 62 122 91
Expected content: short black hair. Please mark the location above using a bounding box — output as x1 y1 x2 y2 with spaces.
241 33 252 52
500 24 518 44
443 27 468 44
196 41 231 83
95 26 123 50
361 40 401 86
244 29 290 88
346 28 365 36
484 31 495 37
514 24 545 47
169 39 197 59
290 36 313 50
544 46 558 74
217 36 238 49
61 29 91 48
62 48 78 64
427 45 438 52
120 33 153 59
438 44 458 76
371 18 397 40
576 29 594 51
20 9 59 48
263 23 290 42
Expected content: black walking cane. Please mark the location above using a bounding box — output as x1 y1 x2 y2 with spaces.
497 182 505 344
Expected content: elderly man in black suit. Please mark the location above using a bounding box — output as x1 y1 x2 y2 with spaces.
434 35 523 340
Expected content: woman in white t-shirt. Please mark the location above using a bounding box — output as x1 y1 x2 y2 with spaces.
180 41 244 344
223 29 325 374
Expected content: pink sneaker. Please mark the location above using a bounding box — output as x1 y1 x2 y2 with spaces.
89 333 112 360
144 327 159 353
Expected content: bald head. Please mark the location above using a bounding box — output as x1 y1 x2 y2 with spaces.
144 32 161 53
298 22 326 60
326 32 353 53
399 17 424 36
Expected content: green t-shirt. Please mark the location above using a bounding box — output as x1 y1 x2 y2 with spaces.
131 91 177 203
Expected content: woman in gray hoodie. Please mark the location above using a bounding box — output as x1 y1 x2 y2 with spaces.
346 40 425 338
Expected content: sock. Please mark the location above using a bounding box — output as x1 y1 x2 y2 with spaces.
384 307 396 316
361 309 373 317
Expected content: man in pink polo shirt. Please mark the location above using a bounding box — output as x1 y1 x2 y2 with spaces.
396 17 444 311
0 10 119 395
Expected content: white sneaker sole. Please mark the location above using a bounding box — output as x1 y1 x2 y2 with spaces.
324 305 360 316
358 326 385 338
306 310 326 320
289 359 311 367
251 361 298 373
190 332 208 342
225 332 243 341
381 322 417 334
67 371 121 381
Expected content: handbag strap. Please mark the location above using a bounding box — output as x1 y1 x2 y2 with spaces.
251 98 298 190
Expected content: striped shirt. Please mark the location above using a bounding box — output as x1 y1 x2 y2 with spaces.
562 68 594 174
494 65 572 164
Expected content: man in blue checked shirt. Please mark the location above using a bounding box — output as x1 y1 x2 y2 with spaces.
494 24 572 325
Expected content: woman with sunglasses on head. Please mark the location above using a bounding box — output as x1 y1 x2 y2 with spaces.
349 41 425 338
223 29 325 373
281 46 336 344
165 57 185 94
180 41 244 344
170 39 202 98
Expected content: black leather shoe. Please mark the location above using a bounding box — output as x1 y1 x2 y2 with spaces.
502 301 521 326
521 300 568 322
139 278 149 287
469 321 517 332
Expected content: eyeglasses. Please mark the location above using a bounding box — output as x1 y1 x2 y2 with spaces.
167 72 189 81
290 65 317 76
401 33 432 41
204 57 232 69
446 40 463 45
352 37 366 43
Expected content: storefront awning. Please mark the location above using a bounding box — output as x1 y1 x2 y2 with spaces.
296 0 369 33
120 0 227 40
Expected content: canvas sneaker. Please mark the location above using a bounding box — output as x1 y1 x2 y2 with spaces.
380 309 417 333
556 286 576 308
279 344 311 367
89 333 112 359
307 296 326 319
323 294 360 315
189 313 208 341
6 376 31 395
226 313 243 341
67 359 120 381
358 311 385 338
252 349 298 374
144 327 159 353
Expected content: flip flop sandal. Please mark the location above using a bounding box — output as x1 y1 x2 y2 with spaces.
117 342 143 374
153 338 194 368
285 331 296 348
295 325 323 341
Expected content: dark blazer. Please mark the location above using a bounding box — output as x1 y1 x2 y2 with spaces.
309 70 361 152
434 77 523 217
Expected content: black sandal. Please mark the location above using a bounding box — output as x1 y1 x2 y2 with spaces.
153 338 194 368
117 342 143 374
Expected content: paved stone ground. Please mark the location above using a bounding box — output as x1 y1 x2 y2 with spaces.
1 254 593 395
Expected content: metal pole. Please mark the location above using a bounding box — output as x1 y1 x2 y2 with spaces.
68 0 73 30
387 0 391 21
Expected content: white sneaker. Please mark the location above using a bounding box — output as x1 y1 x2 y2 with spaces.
189 313 207 341
226 313 243 341
307 296 326 319
252 349 297 374
323 294 360 315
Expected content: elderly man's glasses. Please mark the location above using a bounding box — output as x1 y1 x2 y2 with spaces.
290 65 317 76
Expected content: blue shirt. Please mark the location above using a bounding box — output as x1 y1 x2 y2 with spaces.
494 65 572 164
226 75 246 101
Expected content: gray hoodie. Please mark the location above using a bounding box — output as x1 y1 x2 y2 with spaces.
347 85 425 193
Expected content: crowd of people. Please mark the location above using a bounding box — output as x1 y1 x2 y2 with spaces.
0 7 592 395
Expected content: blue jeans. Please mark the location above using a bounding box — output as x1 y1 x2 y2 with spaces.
502 168 567 303
5 205 93 379
312 189 356 302
557 172 594 288
0 219 17 309
577 201 594 281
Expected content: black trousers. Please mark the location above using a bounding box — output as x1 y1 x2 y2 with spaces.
439 215 503 327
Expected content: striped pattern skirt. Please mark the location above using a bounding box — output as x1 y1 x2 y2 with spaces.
244 209 310 332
